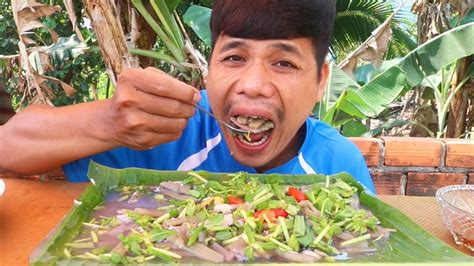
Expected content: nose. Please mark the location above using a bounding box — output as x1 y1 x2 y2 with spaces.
235 61 275 98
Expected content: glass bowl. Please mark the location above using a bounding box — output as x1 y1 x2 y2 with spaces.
436 184 474 251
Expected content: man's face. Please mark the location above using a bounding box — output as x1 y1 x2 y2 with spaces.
206 35 328 171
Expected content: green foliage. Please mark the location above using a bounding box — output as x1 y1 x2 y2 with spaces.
183 5 212 48
421 61 474 137
333 0 416 61
131 0 209 85
0 0 108 110
320 22 474 137
0 2 18 55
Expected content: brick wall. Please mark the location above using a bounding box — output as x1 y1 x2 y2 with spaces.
350 137 474 196
1 137 473 196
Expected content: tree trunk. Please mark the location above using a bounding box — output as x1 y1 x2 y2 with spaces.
412 0 473 138
82 0 139 86
446 56 473 138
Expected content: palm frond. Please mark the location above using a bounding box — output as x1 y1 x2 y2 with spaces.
332 0 415 62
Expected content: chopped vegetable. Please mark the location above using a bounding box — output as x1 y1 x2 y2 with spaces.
288 187 307 202
227 195 244 204
253 208 288 223
68 172 393 263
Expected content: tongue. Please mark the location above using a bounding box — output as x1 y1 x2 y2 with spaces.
248 132 265 142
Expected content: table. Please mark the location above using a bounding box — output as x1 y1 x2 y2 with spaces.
0 179 472 265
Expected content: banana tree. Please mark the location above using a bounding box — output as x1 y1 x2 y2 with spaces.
320 22 474 137
419 60 474 137
130 0 208 87
333 0 416 61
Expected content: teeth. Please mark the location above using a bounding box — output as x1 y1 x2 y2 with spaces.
236 116 248 124
232 115 275 133
259 121 274 131
237 133 269 146
248 118 266 129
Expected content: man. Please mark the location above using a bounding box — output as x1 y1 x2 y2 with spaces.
0 0 375 193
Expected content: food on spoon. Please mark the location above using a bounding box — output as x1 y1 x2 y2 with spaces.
230 115 275 144
66 173 394 264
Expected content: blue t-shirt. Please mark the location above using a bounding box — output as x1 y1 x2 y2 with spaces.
63 91 375 194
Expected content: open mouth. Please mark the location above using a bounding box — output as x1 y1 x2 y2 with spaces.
229 115 275 146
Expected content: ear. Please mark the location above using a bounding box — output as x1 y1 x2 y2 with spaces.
316 62 330 101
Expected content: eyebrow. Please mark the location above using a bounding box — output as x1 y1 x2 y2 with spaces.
220 40 249 53
271 42 302 57
219 40 303 57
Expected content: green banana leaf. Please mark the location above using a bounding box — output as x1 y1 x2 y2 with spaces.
324 22 474 127
183 5 212 48
165 0 181 13
30 161 472 265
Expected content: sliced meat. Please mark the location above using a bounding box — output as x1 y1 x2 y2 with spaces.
274 250 321 263
160 187 198 202
182 242 224 263
133 208 167 217
211 242 234 261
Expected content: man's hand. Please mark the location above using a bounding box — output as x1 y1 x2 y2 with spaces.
106 67 201 149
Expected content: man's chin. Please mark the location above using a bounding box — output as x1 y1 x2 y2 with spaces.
231 153 271 170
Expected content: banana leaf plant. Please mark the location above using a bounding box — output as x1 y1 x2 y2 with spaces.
419 61 474 137
130 0 207 88
319 22 474 135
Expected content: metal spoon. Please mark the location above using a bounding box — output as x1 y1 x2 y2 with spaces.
195 104 250 135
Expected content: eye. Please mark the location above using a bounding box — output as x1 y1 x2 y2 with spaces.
224 55 245 62
275 60 297 69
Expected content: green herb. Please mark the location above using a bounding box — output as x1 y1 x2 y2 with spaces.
297 220 315 247
187 224 204 246
154 194 164 200
187 172 208 184
91 247 108 255
147 246 181 262
244 224 256 244
150 228 175 242
259 241 278 250
251 192 274 207
313 224 330 245
63 248 72 258
215 230 234 241
188 189 201 198
267 199 285 209
204 213 224 229
285 203 300 216
169 209 179 218
222 234 242 245
288 234 300 252
340 233 371 246
278 217 290 242
239 209 257 229
119 233 144 256
154 212 170 224
110 252 125 264
90 231 99 243
268 237 292 252
244 245 255 260
293 215 306 237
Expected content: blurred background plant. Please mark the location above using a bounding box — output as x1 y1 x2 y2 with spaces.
0 0 472 139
